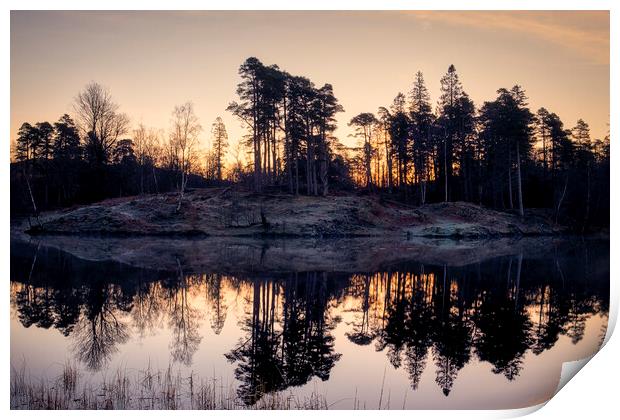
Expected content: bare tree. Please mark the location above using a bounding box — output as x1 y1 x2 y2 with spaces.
228 138 247 183
146 129 163 194
133 124 148 194
133 124 162 194
73 82 129 164
170 102 202 212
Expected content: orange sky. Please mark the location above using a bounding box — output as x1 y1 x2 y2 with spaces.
10 11 609 160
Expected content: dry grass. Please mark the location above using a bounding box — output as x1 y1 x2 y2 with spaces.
61 361 78 393
10 361 329 410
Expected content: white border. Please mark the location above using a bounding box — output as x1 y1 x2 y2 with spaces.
3 2 616 420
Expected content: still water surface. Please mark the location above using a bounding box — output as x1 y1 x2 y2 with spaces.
10 238 609 409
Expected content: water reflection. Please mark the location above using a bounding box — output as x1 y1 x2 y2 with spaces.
10 239 609 406
223 273 343 404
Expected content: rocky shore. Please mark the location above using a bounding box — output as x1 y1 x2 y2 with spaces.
20 188 565 239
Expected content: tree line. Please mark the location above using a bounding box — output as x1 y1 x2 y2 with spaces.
11 58 610 230
227 57 346 195
11 83 229 217
224 58 610 229
345 65 609 229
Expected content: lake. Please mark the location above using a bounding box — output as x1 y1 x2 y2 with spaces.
10 236 609 409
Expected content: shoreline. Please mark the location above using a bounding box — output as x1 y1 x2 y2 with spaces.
13 188 570 240
11 231 608 274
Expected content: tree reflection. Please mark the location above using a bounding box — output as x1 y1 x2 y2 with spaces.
166 261 203 365
131 281 164 339
281 273 341 386
71 282 129 371
473 255 533 381
403 268 435 390
225 278 284 405
10 240 610 399
345 275 376 345
226 273 342 405
13 283 82 336
206 274 228 335
431 265 473 396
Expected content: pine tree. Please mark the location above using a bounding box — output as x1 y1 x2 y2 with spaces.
437 64 465 201
211 117 229 182
409 71 434 204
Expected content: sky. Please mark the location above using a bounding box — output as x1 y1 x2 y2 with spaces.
10 10 610 160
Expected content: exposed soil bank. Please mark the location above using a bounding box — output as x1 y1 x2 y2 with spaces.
21 188 565 239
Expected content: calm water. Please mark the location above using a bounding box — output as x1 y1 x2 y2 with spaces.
10 238 609 409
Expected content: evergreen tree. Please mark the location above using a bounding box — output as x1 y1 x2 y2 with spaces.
436 64 465 201
409 71 434 203
53 114 82 161
210 117 229 182
349 113 378 189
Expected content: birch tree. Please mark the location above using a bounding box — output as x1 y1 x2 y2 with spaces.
170 102 202 212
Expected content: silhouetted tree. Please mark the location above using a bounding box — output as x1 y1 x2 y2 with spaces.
228 57 266 192
349 113 378 189
314 84 344 195
53 114 81 161
169 102 202 211
389 93 411 192
210 117 229 181
409 71 435 204
436 64 464 202
74 82 129 165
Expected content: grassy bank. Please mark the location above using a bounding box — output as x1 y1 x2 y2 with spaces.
10 362 328 410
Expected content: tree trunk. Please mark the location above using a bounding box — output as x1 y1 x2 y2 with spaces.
542 130 548 180
140 163 144 195
443 136 448 202
254 136 261 192
272 123 278 182
385 131 392 190
319 156 328 196
365 137 372 189
287 144 293 194
508 145 513 210
583 163 591 232
515 253 522 310
555 173 569 224
264 131 270 183
23 167 42 228
284 98 293 194
306 141 312 195
294 147 299 196
319 131 328 196
516 141 524 218
152 165 159 194
176 169 186 213
312 147 318 196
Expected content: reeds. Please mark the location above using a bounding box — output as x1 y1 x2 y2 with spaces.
10 361 329 410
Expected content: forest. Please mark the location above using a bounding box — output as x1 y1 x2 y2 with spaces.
11 57 610 231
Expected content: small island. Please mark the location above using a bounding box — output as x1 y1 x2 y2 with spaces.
23 188 565 239
11 57 609 241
